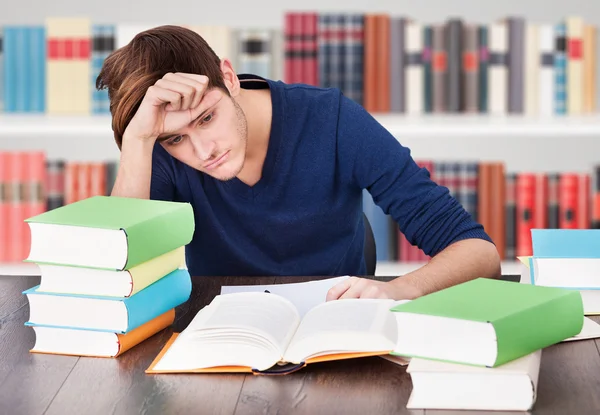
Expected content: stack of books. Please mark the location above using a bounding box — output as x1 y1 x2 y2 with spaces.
390 278 585 411
21 195 195 358
521 229 600 315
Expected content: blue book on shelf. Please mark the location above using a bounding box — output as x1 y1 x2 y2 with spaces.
28 26 46 113
23 268 192 333
532 229 600 259
3 26 17 112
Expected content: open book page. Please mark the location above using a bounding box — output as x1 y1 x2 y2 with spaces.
282 298 399 364
151 292 301 372
220 276 350 318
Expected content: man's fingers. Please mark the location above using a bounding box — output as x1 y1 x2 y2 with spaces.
326 278 353 301
154 79 196 110
167 73 209 109
339 279 367 300
147 85 182 111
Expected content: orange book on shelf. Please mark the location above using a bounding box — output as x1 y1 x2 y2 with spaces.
30 309 175 358
0 152 9 262
559 174 579 229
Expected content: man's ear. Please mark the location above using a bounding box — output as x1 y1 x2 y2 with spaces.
220 59 240 96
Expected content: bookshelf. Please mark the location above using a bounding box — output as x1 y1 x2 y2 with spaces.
3 113 600 137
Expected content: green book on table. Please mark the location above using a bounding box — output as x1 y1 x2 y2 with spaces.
391 278 584 367
25 196 195 271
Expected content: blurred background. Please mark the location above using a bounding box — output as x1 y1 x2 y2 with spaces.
1 0 599 276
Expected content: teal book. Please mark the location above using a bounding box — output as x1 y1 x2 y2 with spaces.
532 229 600 258
390 278 584 367
23 268 192 333
24 196 195 270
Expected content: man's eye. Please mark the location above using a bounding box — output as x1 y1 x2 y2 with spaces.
169 135 183 144
202 113 213 123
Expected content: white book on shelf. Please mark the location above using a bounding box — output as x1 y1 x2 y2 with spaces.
538 24 555 116
488 22 508 115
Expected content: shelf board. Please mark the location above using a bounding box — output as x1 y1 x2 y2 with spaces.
1 114 600 137
0 260 526 278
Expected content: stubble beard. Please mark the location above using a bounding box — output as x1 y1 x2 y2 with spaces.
217 98 248 181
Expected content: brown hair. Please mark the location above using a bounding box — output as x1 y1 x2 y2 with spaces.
96 25 228 149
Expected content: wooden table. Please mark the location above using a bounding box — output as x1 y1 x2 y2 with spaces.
1 273 600 415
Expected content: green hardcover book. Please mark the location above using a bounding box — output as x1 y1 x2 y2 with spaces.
390 278 584 367
25 196 194 271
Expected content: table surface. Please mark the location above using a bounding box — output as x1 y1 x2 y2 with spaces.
2 273 600 415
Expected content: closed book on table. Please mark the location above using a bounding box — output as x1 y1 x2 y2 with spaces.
390 278 583 367
30 309 175 357
23 268 192 333
24 195 194 270
35 247 185 297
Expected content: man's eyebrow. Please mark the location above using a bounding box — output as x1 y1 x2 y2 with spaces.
156 107 214 141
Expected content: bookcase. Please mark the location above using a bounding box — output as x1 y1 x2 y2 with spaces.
1 1 600 277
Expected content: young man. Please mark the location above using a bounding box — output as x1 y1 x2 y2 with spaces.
97 25 501 301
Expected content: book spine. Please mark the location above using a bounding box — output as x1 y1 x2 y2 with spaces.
583 25 596 112
125 269 192 333
504 173 517 260
508 17 525 113
534 174 548 229
525 23 539 115
405 21 423 114
446 19 463 112
432 24 447 113
46 159 65 211
478 25 488 113
0 152 8 262
566 17 584 114
375 15 390 112
559 174 579 229
555 23 568 114
0 28 3 112
389 17 405 112
593 166 600 229
302 12 318 86
547 173 560 228
516 173 535 257
362 14 377 112
462 24 479 113
539 24 555 116
344 14 364 106
578 174 590 229
317 14 330 88
422 25 433 113
488 22 508 114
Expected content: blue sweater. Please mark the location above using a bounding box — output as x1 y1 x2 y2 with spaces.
150 75 492 276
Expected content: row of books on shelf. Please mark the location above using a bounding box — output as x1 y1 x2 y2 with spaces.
2 150 600 265
19 195 598 411
0 13 596 116
364 160 600 263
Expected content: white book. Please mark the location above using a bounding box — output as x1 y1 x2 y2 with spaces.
406 350 541 411
405 21 423 114
539 24 555 116
525 23 539 115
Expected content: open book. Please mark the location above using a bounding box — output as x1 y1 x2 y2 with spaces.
146 291 402 374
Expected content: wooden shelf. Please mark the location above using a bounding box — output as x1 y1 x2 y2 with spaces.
0 260 527 278
1 114 600 137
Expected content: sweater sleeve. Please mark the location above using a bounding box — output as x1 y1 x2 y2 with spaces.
149 144 176 202
336 95 493 257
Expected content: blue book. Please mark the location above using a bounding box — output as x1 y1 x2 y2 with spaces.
23 268 192 333
3 26 17 112
532 229 600 258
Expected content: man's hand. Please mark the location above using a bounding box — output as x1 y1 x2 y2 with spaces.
124 72 221 143
326 277 422 301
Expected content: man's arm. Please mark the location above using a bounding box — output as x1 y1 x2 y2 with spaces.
110 134 155 199
327 95 501 301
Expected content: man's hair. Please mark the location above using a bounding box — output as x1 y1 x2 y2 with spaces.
96 25 228 149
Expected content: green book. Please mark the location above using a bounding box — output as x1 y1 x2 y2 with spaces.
25 196 194 271
390 278 584 367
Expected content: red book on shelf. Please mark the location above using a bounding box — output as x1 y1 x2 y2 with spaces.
6 152 27 262
23 151 47 261
302 12 318 86
516 173 535 257
559 174 579 229
284 12 304 84
533 174 548 229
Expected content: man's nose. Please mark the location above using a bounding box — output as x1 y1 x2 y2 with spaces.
190 135 216 161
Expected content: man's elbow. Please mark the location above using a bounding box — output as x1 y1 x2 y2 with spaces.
476 239 502 280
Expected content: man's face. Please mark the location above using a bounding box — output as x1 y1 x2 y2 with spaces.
158 88 248 181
